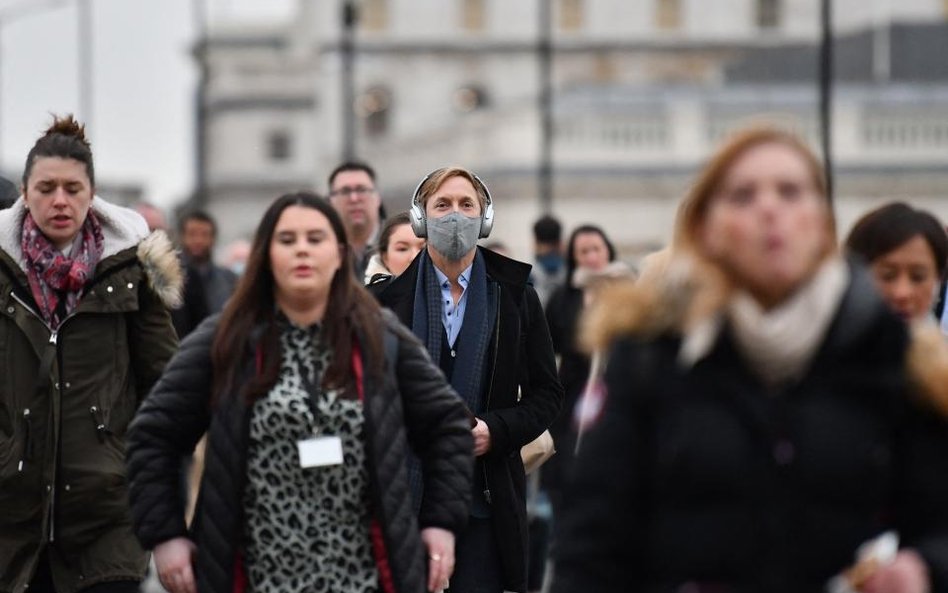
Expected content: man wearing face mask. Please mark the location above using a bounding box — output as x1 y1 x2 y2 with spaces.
529 214 565 309
369 166 563 593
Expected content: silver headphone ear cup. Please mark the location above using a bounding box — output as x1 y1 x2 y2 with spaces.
474 173 493 239
410 203 427 238
410 173 432 238
479 203 494 238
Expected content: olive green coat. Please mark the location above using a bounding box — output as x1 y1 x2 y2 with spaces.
0 197 181 593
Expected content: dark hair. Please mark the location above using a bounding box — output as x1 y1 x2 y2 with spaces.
178 210 218 236
377 211 413 255
22 114 95 187
328 161 376 188
211 192 384 404
845 202 948 280
533 215 562 244
0 176 17 210
565 225 617 287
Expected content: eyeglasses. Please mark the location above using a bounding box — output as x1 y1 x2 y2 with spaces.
330 185 376 199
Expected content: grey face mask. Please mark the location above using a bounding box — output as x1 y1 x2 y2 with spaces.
427 212 482 261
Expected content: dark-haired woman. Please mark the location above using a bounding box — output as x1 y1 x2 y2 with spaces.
125 192 474 593
363 211 425 284
845 202 947 328
542 226 629 503
0 116 181 592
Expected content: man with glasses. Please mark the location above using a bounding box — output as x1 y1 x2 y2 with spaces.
328 161 384 278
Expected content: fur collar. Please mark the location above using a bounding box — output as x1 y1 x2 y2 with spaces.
585 251 948 417
0 196 182 309
137 231 183 309
363 253 392 284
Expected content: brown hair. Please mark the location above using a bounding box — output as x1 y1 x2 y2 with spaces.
378 211 413 256
415 166 488 211
675 127 835 256
211 192 383 404
23 114 95 187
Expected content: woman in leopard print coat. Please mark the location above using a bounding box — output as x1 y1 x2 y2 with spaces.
125 193 474 593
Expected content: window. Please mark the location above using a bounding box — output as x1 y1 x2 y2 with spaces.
462 0 486 31
361 0 388 32
267 131 291 161
593 53 616 82
559 0 583 31
453 85 490 113
655 0 682 30
757 0 780 29
357 86 392 136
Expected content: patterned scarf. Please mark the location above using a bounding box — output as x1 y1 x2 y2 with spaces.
21 211 104 329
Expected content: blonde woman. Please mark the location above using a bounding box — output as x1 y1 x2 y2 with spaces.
552 128 948 593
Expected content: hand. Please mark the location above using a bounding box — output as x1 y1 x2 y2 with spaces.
421 526 455 592
861 550 930 593
472 418 491 456
154 537 197 593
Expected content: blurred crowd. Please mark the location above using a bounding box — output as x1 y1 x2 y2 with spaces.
2 116 948 593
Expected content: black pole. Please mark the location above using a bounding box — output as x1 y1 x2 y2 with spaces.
193 0 208 206
819 0 834 203
538 0 553 213
341 1 357 161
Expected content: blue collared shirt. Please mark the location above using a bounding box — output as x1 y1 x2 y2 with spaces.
434 263 473 348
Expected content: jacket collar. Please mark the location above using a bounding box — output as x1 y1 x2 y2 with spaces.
383 246 532 305
0 196 149 273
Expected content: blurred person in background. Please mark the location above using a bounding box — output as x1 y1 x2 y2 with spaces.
1 175 20 209
370 166 563 593
0 115 180 593
126 192 473 593
845 202 947 333
329 161 384 279
552 128 948 593
222 238 252 276
543 225 631 502
178 210 237 314
530 215 565 308
133 201 168 233
364 211 425 284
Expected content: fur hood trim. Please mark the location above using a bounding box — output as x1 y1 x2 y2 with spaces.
572 260 637 290
137 231 183 309
363 253 391 285
907 322 948 417
580 251 729 353
583 249 948 419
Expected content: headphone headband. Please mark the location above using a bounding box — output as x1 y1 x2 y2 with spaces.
409 168 494 239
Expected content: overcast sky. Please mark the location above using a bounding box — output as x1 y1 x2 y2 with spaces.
0 0 296 209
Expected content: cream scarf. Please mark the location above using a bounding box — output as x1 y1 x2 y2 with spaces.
681 256 849 387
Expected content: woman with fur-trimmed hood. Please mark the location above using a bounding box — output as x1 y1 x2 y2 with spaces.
551 128 948 593
0 116 181 593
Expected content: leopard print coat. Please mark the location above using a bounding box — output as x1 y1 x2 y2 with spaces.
243 323 377 593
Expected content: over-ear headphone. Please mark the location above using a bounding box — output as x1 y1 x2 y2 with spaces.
409 169 494 239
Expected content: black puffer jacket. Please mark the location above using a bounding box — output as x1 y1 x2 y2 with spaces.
552 269 948 593
126 310 474 593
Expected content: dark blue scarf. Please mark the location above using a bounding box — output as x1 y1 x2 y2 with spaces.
408 249 497 512
411 249 495 414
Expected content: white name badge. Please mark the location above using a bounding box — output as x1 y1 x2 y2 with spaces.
297 436 344 468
